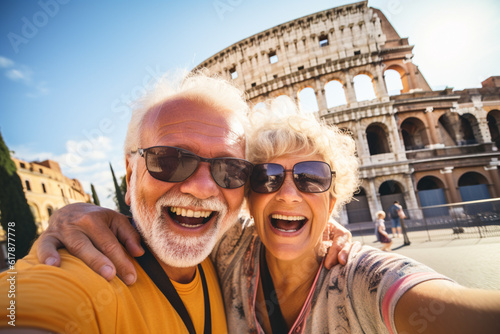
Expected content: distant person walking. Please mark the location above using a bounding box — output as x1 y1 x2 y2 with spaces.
389 201 404 238
375 211 392 251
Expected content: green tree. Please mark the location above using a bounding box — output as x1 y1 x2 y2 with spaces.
0 130 37 260
90 183 101 206
110 163 130 216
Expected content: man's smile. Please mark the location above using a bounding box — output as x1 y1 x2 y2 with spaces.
167 206 217 228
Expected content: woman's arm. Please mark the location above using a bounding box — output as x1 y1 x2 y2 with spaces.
394 280 500 333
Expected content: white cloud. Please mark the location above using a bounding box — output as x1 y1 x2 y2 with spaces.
0 55 49 97
0 56 14 68
6 68 30 82
27 81 49 98
12 136 126 210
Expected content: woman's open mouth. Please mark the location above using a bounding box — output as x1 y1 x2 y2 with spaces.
269 214 307 233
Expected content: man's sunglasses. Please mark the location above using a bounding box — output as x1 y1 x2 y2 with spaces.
133 146 254 189
250 161 335 194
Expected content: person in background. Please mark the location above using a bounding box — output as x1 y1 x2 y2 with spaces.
389 200 403 238
375 210 392 251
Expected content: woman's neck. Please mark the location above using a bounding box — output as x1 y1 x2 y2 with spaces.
256 248 322 333
265 249 321 294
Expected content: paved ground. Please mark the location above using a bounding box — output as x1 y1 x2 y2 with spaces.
353 230 500 290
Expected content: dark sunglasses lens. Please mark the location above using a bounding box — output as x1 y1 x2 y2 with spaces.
211 159 253 189
293 161 332 193
145 147 199 182
250 163 285 193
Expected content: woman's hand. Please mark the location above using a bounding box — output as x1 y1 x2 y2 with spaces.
323 219 355 269
36 203 144 285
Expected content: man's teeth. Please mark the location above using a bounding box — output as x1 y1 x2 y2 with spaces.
271 214 305 221
170 207 212 218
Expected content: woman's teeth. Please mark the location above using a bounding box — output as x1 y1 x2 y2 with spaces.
270 214 307 232
271 214 305 221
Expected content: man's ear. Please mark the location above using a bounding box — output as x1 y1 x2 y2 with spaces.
125 156 133 205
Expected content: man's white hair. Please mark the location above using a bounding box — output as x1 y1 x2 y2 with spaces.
124 70 250 156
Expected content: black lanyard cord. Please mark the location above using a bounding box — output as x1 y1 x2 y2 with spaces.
260 247 288 334
136 242 211 334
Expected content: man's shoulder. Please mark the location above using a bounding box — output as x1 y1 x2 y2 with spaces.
0 246 123 332
4 244 127 294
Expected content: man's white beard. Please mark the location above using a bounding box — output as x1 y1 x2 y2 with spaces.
129 168 239 268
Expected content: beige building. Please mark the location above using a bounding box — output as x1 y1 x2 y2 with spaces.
196 0 500 225
12 157 91 233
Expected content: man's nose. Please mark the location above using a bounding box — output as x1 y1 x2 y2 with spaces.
178 162 219 199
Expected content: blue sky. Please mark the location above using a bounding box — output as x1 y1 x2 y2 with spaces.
1 0 499 208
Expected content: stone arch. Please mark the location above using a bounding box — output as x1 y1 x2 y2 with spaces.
253 101 266 111
401 117 430 150
324 79 347 108
366 122 391 155
384 68 404 96
345 187 372 223
378 180 407 219
353 73 377 102
458 172 492 213
28 202 41 223
460 113 479 145
438 112 478 146
416 176 449 217
29 202 43 234
487 109 500 147
384 65 410 93
297 86 319 113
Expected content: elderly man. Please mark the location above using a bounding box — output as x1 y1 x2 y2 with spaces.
0 73 350 333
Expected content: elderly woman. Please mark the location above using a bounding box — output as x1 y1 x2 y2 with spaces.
35 98 499 333
210 99 499 333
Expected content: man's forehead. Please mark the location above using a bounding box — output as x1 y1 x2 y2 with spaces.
141 97 246 155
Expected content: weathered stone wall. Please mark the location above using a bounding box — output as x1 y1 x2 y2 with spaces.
196 0 500 224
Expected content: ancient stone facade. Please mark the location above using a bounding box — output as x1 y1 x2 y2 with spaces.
12 157 91 233
196 0 500 224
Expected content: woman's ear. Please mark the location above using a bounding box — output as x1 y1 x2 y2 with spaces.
328 195 336 216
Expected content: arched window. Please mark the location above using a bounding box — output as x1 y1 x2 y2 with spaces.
379 180 407 219
384 69 404 96
401 117 430 150
353 74 376 102
417 176 448 217
458 172 492 214
366 124 390 155
297 87 319 113
487 110 500 147
325 80 347 108
345 188 372 223
439 113 479 146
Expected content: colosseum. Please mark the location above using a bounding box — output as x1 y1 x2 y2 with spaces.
196 0 500 226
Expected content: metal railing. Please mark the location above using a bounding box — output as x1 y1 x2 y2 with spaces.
345 198 500 243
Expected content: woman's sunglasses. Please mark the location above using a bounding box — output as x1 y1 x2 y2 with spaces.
250 161 335 194
133 146 254 189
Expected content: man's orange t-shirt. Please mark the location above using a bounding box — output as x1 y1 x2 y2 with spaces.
0 245 227 333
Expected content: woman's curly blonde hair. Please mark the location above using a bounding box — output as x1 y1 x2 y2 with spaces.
246 96 360 215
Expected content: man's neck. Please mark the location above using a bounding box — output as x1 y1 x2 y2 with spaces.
155 257 197 284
